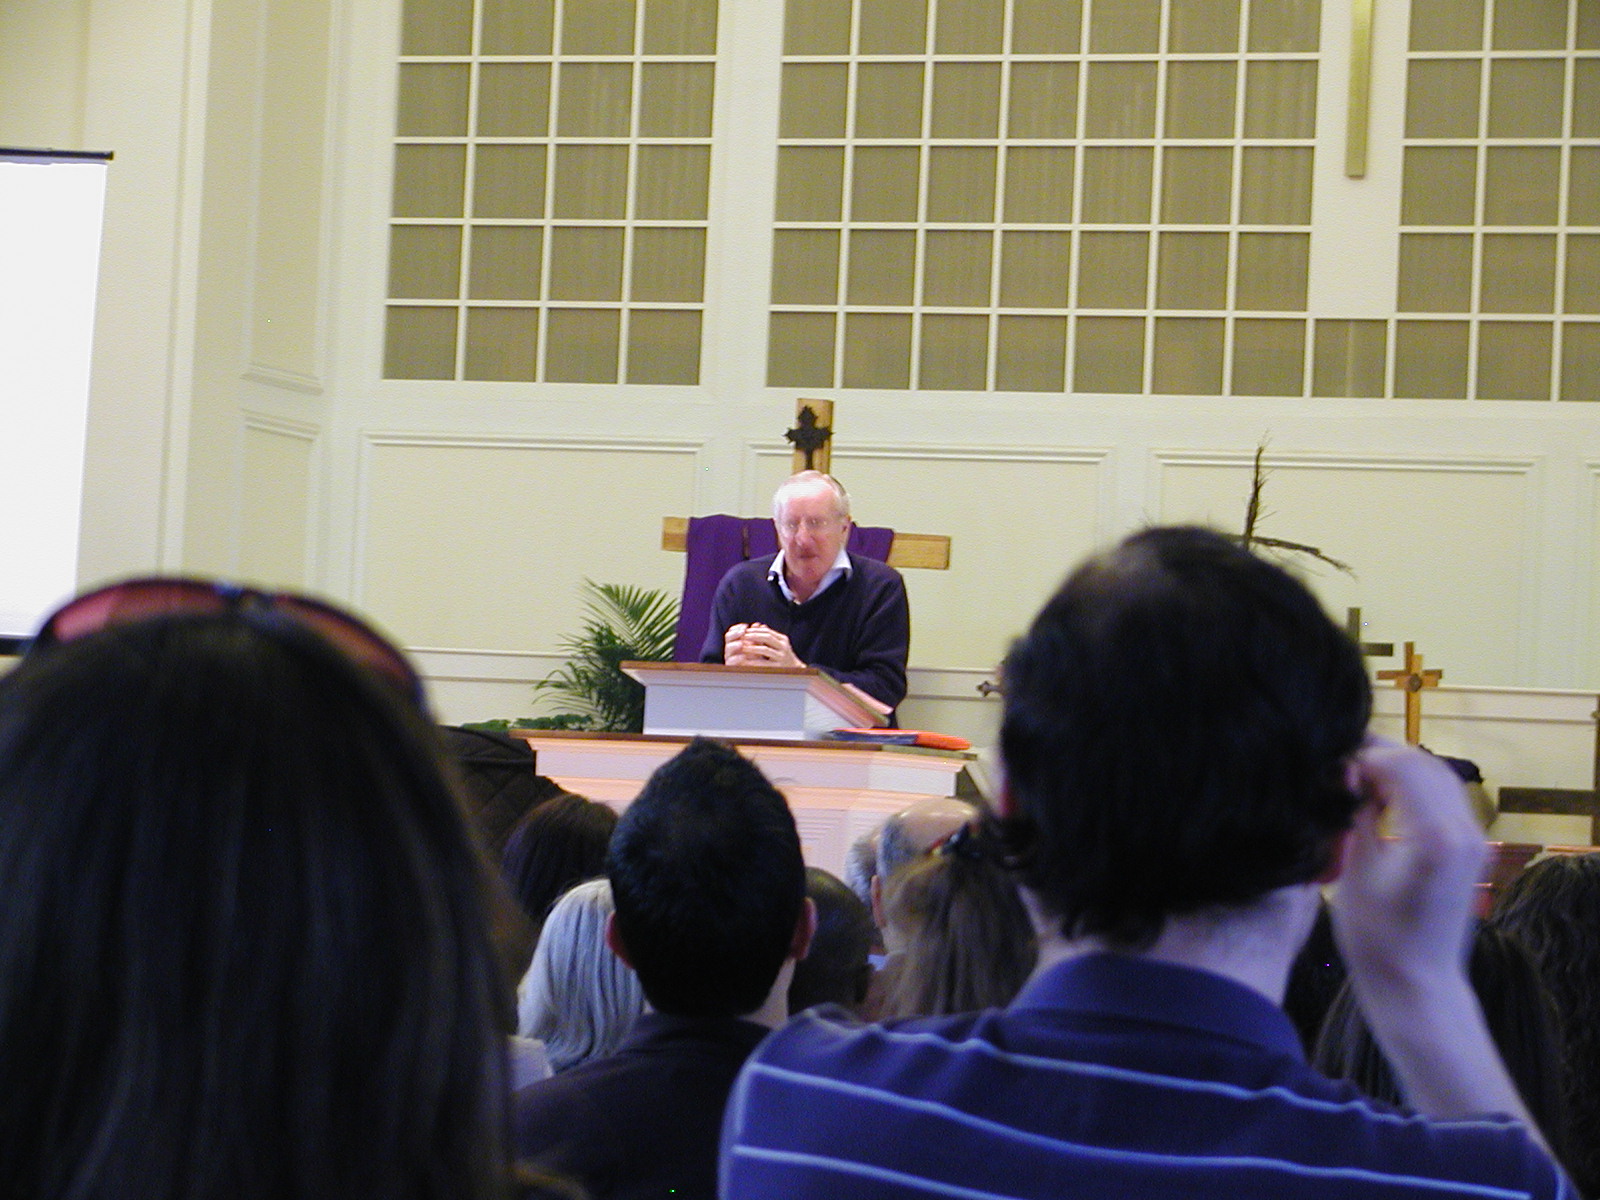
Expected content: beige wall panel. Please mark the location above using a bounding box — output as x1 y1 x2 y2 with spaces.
250 0 333 382
1157 455 1535 686
237 420 316 587
184 0 273 576
0 0 87 146
76 0 205 580
753 450 1108 672
359 439 698 650
1588 465 1600 688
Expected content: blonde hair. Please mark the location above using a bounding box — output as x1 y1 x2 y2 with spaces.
517 878 646 1072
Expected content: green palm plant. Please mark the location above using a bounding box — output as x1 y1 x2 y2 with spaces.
528 580 680 732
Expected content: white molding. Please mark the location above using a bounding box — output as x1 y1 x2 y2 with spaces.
1154 449 1539 475
241 412 321 442
244 364 324 395
410 650 1597 725
238 0 269 392
153 0 217 572
411 647 566 682
236 410 324 584
1370 684 1599 726
751 442 1111 465
412 650 998 703
360 432 704 454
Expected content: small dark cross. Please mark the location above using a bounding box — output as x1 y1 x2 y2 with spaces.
1376 641 1442 746
785 401 833 472
1345 607 1394 660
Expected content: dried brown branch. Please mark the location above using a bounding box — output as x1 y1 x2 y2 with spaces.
1226 441 1353 575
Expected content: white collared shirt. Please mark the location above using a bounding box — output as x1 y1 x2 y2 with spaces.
769 545 852 604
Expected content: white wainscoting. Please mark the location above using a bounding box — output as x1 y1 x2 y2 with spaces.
417 643 1597 849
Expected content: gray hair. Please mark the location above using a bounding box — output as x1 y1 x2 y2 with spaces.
843 827 881 909
517 878 646 1073
877 797 977 884
773 470 851 522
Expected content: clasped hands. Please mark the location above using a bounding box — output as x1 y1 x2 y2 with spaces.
723 623 805 669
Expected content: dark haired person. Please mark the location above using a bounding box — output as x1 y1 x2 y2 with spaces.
1490 852 1600 1197
514 737 813 1200
500 790 617 945
0 585 519 1200
1316 922 1569 1167
722 526 1570 1199
788 866 875 1015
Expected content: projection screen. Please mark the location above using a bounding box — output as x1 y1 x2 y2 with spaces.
0 149 110 649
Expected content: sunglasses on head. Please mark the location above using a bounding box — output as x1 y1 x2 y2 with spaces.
31 577 426 710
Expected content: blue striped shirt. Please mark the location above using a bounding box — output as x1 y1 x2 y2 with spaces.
721 954 1571 1200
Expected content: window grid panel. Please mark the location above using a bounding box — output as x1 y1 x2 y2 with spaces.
769 0 1319 393
386 0 718 383
454 0 486 380
1396 0 1600 401
908 7 936 390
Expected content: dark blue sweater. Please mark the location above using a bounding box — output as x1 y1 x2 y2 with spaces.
699 553 910 712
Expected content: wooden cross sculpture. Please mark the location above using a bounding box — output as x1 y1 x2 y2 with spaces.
660 398 952 569
786 400 833 473
1344 607 1394 662
1375 641 1442 746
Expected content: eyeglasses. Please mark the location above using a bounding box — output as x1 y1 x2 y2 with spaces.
31 577 426 709
777 516 846 535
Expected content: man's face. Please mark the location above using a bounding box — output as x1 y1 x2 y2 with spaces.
775 482 850 592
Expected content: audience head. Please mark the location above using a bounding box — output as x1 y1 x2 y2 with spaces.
1490 852 1600 1197
789 867 876 1015
0 587 511 1200
1315 924 1567 1155
606 737 809 1019
877 822 1038 1020
519 878 646 1072
875 797 977 922
501 791 617 941
843 827 880 910
1000 526 1371 949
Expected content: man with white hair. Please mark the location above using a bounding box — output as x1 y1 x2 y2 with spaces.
699 470 910 714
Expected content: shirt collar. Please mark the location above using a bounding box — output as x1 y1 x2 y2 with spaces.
1010 952 1307 1063
769 545 852 604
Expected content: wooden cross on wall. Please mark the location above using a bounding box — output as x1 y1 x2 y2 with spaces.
660 399 952 571
1345 607 1394 660
786 399 833 473
1375 641 1442 745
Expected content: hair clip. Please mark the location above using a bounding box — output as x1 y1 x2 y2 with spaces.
936 821 985 863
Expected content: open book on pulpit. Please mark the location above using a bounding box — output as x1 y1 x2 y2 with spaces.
620 661 888 741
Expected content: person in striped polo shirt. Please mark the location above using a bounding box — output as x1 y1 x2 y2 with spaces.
721 525 1575 1200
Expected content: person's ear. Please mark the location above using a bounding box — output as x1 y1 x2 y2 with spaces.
996 781 1018 819
790 896 817 962
604 911 635 967
1315 826 1357 884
